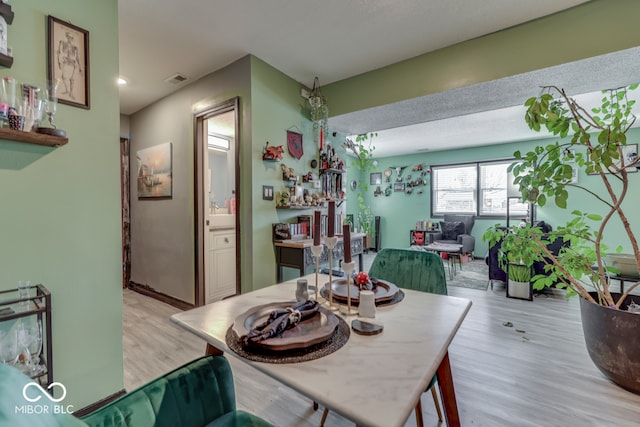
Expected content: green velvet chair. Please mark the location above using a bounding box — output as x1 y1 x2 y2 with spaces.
0 355 273 427
321 248 447 427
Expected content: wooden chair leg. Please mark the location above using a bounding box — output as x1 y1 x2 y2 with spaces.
414 397 424 427
320 407 329 427
431 386 443 422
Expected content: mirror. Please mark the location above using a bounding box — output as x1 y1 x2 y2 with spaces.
207 111 236 215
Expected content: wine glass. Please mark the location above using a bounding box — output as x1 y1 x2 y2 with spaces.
44 82 59 129
27 321 43 375
16 322 32 373
0 329 18 365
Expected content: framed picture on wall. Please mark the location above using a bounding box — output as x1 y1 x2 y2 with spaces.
370 172 382 185
47 16 90 109
393 182 405 192
137 142 173 198
588 144 638 174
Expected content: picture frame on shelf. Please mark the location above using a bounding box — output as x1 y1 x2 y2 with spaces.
47 16 90 109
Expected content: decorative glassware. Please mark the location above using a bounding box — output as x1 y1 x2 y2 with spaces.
27 320 43 375
36 80 66 137
0 329 18 365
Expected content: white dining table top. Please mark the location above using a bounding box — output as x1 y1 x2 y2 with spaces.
171 274 472 427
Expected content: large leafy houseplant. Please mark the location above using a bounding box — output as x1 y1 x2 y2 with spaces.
484 84 640 308
345 133 377 235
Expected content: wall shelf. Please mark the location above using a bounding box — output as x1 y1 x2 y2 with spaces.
0 53 13 68
0 128 68 147
0 3 14 24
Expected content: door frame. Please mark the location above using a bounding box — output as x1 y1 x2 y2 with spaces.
193 97 240 306
120 137 131 289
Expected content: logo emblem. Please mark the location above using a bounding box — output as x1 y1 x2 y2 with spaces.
23 382 67 403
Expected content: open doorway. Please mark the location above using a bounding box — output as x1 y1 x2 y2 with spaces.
194 98 240 306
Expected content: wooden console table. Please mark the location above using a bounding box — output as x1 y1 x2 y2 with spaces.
274 233 365 282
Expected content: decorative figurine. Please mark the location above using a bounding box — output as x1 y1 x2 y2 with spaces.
263 142 284 160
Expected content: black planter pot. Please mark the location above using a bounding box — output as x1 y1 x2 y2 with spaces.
580 292 640 393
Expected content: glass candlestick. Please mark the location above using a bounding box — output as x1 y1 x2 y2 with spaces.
323 236 338 311
310 244 323 301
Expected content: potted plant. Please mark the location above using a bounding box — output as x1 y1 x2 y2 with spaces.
507 263 532 300
345 133 377 248
483 84 640 392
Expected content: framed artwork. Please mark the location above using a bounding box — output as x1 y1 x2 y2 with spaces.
370 172 382 185
588 144 638 174
137 142 173 198
393 183 405 192
47 16 90 109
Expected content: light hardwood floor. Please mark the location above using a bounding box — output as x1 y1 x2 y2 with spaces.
123 259 640 427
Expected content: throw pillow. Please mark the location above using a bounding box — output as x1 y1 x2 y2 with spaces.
440 221 465 240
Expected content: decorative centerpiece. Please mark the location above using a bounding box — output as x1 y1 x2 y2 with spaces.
354 271 378 291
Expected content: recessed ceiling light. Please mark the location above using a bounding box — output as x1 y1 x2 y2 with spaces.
118 77 128 85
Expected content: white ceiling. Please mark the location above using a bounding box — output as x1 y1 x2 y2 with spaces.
119 0 640 157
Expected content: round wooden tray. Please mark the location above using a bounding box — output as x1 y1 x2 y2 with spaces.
231 301 339 352
323 279 399 303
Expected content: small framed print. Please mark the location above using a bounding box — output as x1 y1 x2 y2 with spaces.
393 183 405 192
370 172 382 185
47 16 90 109
588 144 638 174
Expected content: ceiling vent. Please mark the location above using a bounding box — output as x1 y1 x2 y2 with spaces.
164 73 188 84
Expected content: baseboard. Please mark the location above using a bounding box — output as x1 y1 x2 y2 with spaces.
73 389 126 417
128 281 195 311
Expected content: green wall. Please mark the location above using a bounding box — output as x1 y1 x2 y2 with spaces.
0 0 121 410
351 129 640 258
324 0 640 116
249 57 329 287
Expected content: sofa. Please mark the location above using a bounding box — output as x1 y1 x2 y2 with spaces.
432 214 476 256
0 355 273 427
486 222 569 289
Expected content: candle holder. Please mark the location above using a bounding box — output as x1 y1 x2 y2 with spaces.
323 236 339 311
340 261 358 316
310 244 323 301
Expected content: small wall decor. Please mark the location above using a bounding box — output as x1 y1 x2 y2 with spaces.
287 130 303 159
370 172 382 185
588 144 638 174
393 183 405 192
263 141 284 160
137 142 172 198
47 16 90 109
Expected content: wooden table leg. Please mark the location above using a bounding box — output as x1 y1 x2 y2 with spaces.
436 351 461 427
205 343 223 356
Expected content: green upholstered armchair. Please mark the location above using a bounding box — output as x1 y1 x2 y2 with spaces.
0 355 273 427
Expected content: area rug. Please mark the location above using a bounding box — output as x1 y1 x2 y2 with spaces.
447 258 490 291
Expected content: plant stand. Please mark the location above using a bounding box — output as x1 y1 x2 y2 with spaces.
506 263 533 301
507 279 533 300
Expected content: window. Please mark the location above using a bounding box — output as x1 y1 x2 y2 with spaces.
431 160 529 218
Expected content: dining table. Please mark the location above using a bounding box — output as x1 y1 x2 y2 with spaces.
171 273 472 427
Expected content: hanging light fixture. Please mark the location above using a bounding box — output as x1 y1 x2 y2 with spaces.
308 76 329 149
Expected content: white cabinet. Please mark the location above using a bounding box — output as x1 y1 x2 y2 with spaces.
207 229 237 303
